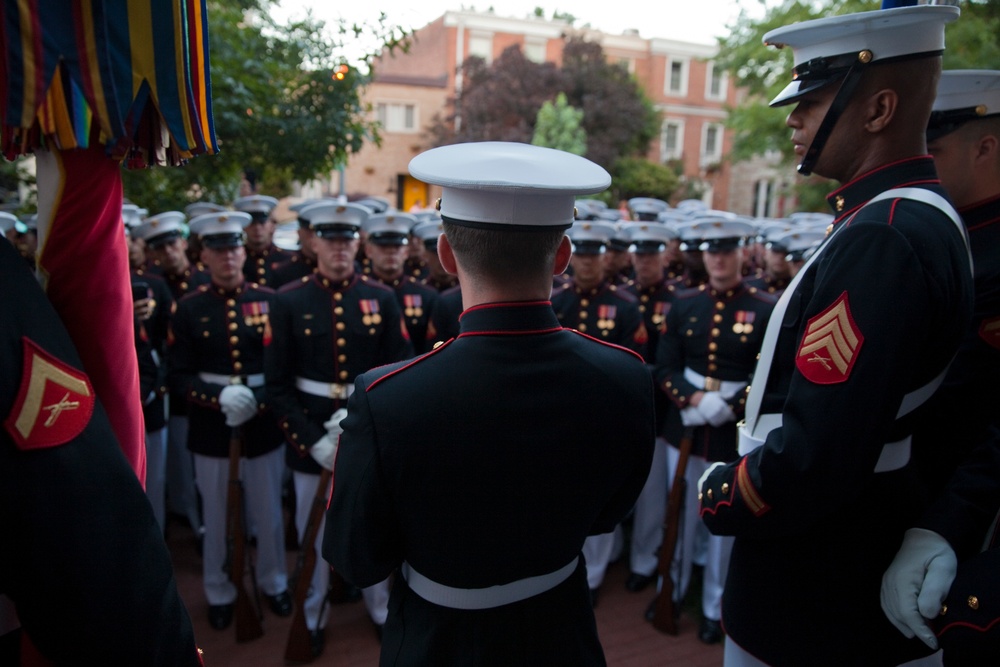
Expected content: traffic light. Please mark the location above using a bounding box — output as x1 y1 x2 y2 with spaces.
333 64 349 81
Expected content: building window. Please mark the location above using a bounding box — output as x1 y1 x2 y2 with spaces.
701 123 723 165
706 62 728 101
661 120 684 161
524 38 546 63
376 103 418 133
469 32 493 63
666 57 688 96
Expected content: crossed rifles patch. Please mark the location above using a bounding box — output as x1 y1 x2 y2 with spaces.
4 337 95 450
795 291 864 384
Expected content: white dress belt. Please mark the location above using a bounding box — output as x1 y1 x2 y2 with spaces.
198 372 265 388
738 187 972 474
295 376 355 400
401 557 579 610
683 368 746 399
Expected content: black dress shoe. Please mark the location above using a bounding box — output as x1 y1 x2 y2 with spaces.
698 617 724 644
625 572 656 593
208 604 234 630
309 628 325 658
265 590 293 617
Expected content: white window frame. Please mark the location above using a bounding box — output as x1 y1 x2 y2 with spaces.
468 31 494 64
376 102 419 134
705 61 728 101
660 119 685 162
665 57 689 97
524 37 546 63
701 122 724 166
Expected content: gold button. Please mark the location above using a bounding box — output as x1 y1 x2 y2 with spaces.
334 306 344 315
229 335 239 345
713 314 723 323
579 311 588 320
939 605 948 616
180 282 188 291
711 328 720 337
707 489 713 500
227 299 236 307
579 324 588 332
835 196 845 212
233 361 243 371
708 363 717 372
334 293 343 301
231 350 240 358
337 338 347 346
698 492 703 502
228 310 238 319
257 258 265 265
580 299 589 307
707 353 716 361
721 483 729 494
715 301 725 310
304 328 311 336
339 370 349 381
338 354 347 363
202 331 210 338
336 322 346 331
709 342 718 351
968 596 979 610
228 322 238 331
433 341 444 349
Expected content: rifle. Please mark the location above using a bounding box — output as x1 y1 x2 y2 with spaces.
284 467 333 664
651 426 694 635
225 425 264 642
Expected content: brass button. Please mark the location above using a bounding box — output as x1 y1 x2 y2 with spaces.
334 292 343 301
228 310 238 319
711 328 720 337
835 196 845 212
709 342 718 351
338 354 347 363
233 361 243 371
334 306 344 315
708 363 717 372
229 335 239 345
698 492 703 502
713 314 723 323
939 605 948 616
202 331 210 338
339 370 349 381
304 328 311 336
721 482 729 494
227 299 236 307
706 489 713 500
715 301 725 310
580 299 590 307
231 349 240 358
579 324 588 332
968 596 979 610
579 311 588 320
228 322 238 331
337 338 347 346
336 322 346 331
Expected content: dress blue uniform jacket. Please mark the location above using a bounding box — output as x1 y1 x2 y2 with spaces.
654 282 775 461
0 240 201 665
168 281 283 459
324 301 655 666
265 273 413 474
699 157 974 665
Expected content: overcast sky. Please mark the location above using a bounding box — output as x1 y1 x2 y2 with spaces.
273 0 753 62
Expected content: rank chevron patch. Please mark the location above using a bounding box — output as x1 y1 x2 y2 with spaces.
795 291 864 384
4 337 95 450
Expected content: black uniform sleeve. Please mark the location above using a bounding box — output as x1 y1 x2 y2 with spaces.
323 379 403 587
700 223 957 536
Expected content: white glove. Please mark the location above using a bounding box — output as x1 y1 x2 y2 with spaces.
324 408 348 439
680 406 707 427
218 384 258 427
697 391 735 427
880 528 957 649
310 433 338 471
697 461 726 496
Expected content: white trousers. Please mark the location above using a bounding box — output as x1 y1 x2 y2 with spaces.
583 524 623 590
296 471 390 628
194 447 288 606
665 446 733 621
144 426 167 535
629 436 668 576
166 413 202 532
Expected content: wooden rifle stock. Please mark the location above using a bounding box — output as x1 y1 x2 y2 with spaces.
284 467 333 664
226 425 264 642
651 426 694 635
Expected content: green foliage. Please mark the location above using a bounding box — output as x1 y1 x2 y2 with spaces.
532 93 587 154
716 0 1000 210
610 156 679 203
120 1 411 213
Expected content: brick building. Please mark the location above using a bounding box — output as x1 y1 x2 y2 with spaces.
328 9 783 216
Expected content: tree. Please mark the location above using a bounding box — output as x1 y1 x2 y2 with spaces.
430 46 564 145
532 93 587 154
611 157 679 203
560 37 660 170
428 37 659 173
121 0 410 212
716 0 1000 209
